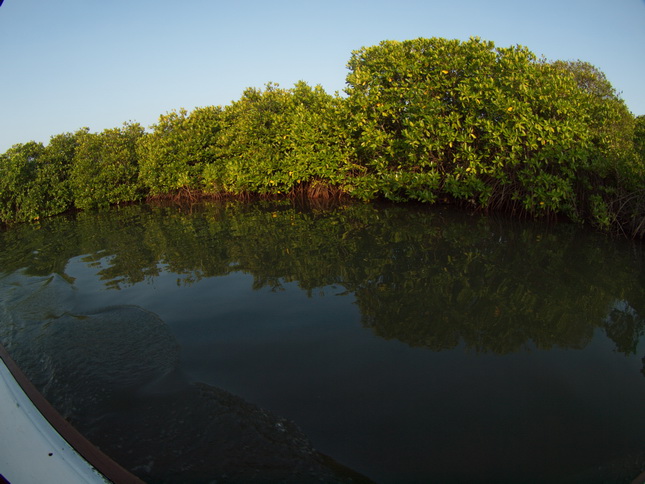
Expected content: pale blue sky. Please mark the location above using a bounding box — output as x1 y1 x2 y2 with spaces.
1 0 644 153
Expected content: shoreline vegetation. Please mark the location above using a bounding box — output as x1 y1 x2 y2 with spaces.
1 37 644 237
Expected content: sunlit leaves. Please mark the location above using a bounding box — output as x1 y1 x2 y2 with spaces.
70 123 146 210
0 141 45 221
343 37 605 219
0 133 83 222
0 36 642 236
217 81 350 195
138 106 225 196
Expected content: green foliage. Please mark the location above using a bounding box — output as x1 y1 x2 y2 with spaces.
215 81 350 196
70 123 145 210
0 36 642 237
547 62 645 235
551 60 637 174
137 106 225 196
0 132 85 223
214 84 291 194
0 141 46 222
35 132 82 214
340 37 645 236
628 117 645 238
344 37 599 218
635 116 645 161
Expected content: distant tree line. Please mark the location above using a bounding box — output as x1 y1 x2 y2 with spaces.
1 37 644 236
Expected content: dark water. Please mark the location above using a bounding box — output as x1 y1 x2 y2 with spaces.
1 201 644 483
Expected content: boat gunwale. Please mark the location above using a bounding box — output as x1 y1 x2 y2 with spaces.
0 341 143 484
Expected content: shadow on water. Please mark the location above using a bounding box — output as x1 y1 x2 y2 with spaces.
0 200 644 482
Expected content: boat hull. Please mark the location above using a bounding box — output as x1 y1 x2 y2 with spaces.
0 343 141 484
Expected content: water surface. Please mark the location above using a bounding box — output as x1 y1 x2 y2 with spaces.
1 201 644 482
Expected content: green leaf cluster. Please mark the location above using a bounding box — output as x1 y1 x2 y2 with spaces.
138 106 225 196
208 82 350 196
70 123 146 210
343 38 643 226
0 132 83 222
0 37 643 236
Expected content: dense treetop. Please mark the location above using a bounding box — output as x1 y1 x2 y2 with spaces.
1 37 643 237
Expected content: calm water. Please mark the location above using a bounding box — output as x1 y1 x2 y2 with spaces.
0 201 644 483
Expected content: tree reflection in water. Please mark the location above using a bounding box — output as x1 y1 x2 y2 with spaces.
1 201 642 356
0 200 644 482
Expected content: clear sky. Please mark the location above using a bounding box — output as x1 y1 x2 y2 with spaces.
1 0 644 153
